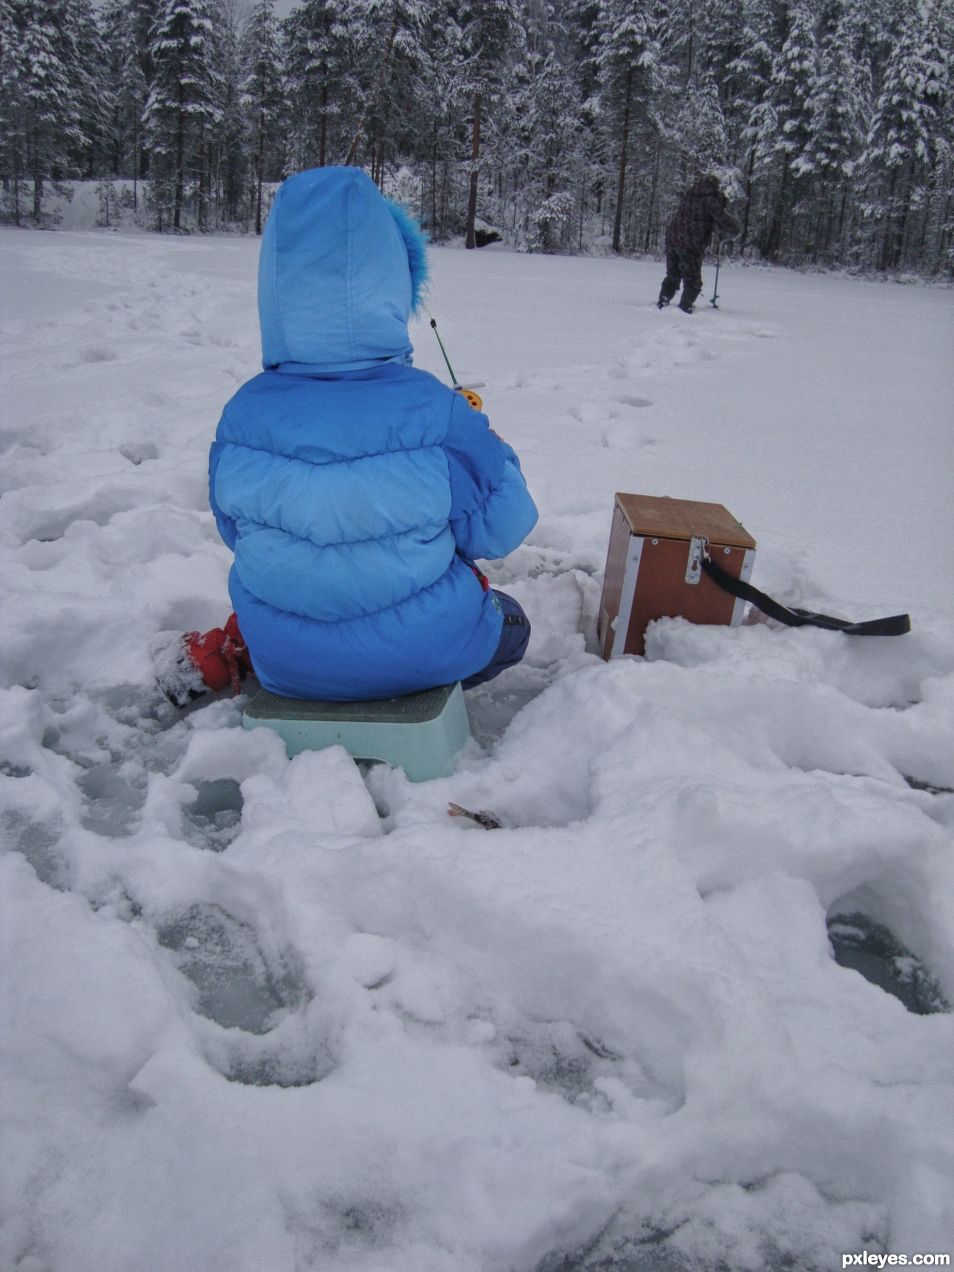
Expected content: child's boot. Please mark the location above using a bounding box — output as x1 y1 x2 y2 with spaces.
151 614 252 707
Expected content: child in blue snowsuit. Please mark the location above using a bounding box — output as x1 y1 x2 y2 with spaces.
156 167 537 704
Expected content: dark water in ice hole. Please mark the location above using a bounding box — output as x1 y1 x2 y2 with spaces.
183 778 243 849
827 911 950 1015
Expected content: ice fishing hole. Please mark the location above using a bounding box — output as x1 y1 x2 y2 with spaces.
156 903 309 1034
827 911 949 1015
184 778 243 851
77 763 147 836
3 812 68 890
904 775 954 796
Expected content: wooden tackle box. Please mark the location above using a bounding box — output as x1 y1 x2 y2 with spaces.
597 493 757 659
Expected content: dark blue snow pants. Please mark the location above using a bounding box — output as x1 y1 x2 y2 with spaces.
462 590 530 689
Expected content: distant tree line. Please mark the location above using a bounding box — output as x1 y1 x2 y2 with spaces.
0 0 951 273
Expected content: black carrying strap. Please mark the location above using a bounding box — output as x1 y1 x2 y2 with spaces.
701 553 911 637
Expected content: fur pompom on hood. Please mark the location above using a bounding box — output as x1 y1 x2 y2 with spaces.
385 197 429 315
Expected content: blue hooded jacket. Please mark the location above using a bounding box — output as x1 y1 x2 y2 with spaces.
208 167 538 700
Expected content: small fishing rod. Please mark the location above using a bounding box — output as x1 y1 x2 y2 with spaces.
427 310 484 410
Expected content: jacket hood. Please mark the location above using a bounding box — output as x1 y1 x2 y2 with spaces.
258 167 429 373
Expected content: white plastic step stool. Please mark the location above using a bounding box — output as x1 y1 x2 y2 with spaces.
242 682 470 782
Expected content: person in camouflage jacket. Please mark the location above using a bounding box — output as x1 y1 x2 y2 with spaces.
658 175 740 313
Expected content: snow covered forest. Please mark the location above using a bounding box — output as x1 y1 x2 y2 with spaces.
2 0 952 273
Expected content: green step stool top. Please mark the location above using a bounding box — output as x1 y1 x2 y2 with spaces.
242 682 470 782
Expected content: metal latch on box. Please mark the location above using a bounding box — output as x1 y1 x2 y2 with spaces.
685 536 708 585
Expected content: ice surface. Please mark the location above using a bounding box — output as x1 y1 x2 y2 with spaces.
1 224 953 1272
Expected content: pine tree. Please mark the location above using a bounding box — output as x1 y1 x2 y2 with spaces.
241 0 284 233
457 0 517 248
796 3 867 260
12 0 91 222
725 0 777 250
504 3 584 252
561 0 609 240
361 0 431 184
143 0 223 230
101 0 148 198
920 0 953 272
863 0 951 269
762 0 818 257
212 2 246 228
410 2 468 238
700 0 746 97
596 0 658 252
670 73 729 175
284 0 359 170
657 0 703 85
0 0 25 222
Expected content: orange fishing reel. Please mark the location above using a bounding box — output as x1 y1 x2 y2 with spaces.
455 385 484 411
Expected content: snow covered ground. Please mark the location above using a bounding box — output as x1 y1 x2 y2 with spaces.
1 223 953 1272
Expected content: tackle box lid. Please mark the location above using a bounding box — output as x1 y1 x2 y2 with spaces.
614 493 756 550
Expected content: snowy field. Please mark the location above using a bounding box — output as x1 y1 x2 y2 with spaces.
1 224 953 1272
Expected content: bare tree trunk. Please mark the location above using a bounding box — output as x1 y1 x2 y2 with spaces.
578 169 586 252
173 102 185 231
31 121 42 222
643 138 660 252
878 166 901 272
133 116 139 211
13 158 22 226
835 186 850 264
319 82 328 166
465 90 482 249
739 144 756 253
612 70 632 254
255 107 265 234
197 127 208 232
430 124 438 235
763 163 789 260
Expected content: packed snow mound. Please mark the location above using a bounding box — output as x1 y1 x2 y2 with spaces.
1 226 953 1272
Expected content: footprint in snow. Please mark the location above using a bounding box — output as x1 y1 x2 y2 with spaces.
120 441 159 466
154 903 334 1089
76 346 119 365
614 395 653 409
601 423 659 450
569 401 608 424
22 491 139 544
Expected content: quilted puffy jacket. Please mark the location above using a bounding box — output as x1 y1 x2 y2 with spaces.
665 176 740 253
208 167 538 700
